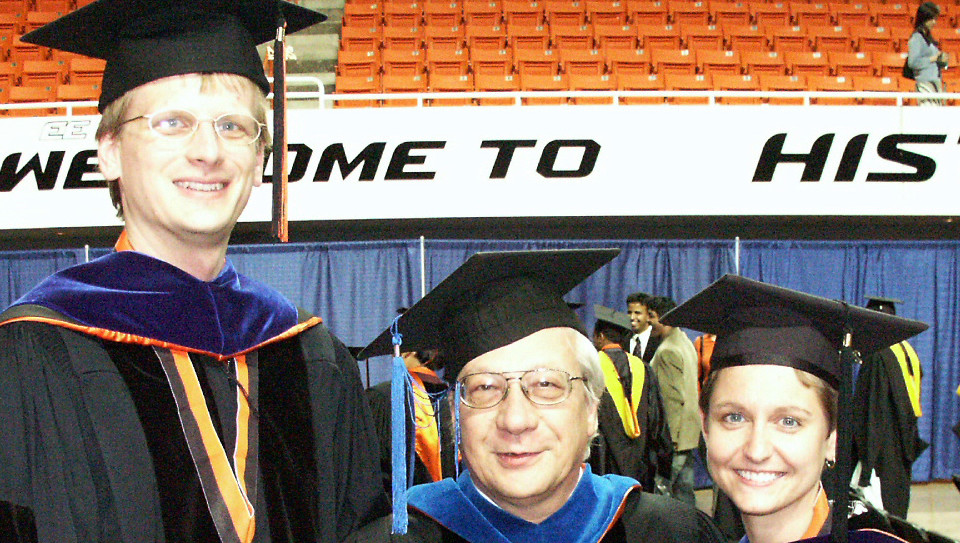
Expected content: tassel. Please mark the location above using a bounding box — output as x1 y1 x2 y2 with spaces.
390 318 409 534
454 381 462 478
271 4 289 243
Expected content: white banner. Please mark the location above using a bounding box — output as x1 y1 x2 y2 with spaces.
1 105 958 230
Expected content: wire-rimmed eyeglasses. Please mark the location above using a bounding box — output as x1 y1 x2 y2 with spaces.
119 109 265 145
457 368 586 409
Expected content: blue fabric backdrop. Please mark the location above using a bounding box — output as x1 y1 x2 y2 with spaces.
0 238 957 482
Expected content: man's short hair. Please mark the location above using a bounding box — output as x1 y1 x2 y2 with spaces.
593 321 627 347
626 291 650 306
95 73 271 218
646 295 677 317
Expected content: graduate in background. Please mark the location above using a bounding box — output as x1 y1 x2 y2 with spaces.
851 296 927 518
589 305 673 494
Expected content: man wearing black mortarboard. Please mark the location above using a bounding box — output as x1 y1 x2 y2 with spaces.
0 2 388 541
350 249 725 543
850 296 928 519
588 305 674 495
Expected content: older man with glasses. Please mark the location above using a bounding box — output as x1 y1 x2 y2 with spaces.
0 1 388 541
352 249 724 543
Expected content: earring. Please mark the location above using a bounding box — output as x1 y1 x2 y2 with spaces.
825 459 836 469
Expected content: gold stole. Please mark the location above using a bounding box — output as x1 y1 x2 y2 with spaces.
599 349 646 438
409 367 443 482
892 341 922 417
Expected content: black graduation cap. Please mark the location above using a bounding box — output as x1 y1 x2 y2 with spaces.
593 304 632 332
359 248 620 381
660 274 928 388
865 296 903 316
21 0 325 111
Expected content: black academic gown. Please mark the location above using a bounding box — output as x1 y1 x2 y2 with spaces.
590 349 673 491
851 344 928 518
366 378 457 495
0 251 388 543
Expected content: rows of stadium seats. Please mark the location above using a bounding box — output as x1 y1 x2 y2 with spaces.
335 0 960 104
0 0 103 114
334 71 918 106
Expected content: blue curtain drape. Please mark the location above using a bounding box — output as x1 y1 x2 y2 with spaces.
1 238 957 481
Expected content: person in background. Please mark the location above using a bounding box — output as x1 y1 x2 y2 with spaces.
589 304 673 494
663 275 949 543
647 295 701 506
0 1 387 541
626 291 660 363
907 1 949 105
851 296 927 518
351 250 725 542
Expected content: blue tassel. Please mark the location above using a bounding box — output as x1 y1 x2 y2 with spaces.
390 319 410 534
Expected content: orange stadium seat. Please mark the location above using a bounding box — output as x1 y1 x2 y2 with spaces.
790 2 830 27
664 72 711 103
382 26 424 50
20 58 66 86
617 72 664 103
710 1 750 26
669 0 709 26
652 48 696 74
56 83 100 115
724 24 769 52
938 27 960 56
0 33 12 60
465 24 508 50
751 2 790 27
333 75 380 108
7 84 55 116
807 25 852 53
426 73 475 106
759 73 806 104
470 47 514 74
520 72 568 104
507 24 550 52
34 0 71 11
829 51 872 76
743 51 786 75
852 75 900 105
634 23 681 50
515 48 560 75
626 0 668 25
586 0 628 25
851 25 895 53
559 48 606 74
382 73 427 106
869 4 912 31
382 48 426 74
23 11 59 32
383 3 423 27
769 25 811 52
697 49 741 75
544 0 587 26
682 24 723 50
605 47 651 74
427 47 470 74
424 24 466 50
551 24 595 50
807 74 854 104
0 13 22 35
785 51 829 76
423 2 463 26
712 73 762 104
340 26 383 51
337 50 382 77
830 3 870 28
0 0 28 16
595 23 640 50
462 0 502 25
68 57 104 85
343 3 383 27
474 72 520 105
568 72 616 104
502 0 544 26
872 51 907 77
11 34 48 60
0 59 17 85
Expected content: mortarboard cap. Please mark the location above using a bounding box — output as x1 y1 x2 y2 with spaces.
593 304 632 333
865 296 903 316
660 274 928 388
21 0 325 111
359 249 619 381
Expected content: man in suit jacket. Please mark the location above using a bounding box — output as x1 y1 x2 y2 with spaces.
626 292 660 363
647 296 701 506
